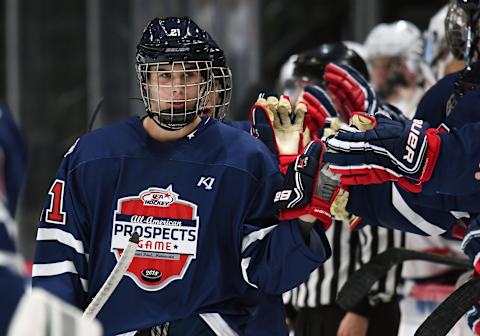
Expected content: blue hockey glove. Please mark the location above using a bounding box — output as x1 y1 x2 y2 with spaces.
323 62 379 121
323 115 442 193
274 140 340 228
462 219 480 335
467 302 480 335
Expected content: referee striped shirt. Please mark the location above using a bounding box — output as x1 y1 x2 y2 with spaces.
284 220 405 308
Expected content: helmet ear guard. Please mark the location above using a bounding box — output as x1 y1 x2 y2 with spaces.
205 66 232 120
202 32 233 120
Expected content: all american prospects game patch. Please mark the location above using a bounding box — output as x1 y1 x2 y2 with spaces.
111 186 199 291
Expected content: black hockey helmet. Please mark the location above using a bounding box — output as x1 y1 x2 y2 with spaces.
203 32 232 120
136 17 211 64
135 17 213 130
293 42 370 85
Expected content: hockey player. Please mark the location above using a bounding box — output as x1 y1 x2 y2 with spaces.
0 104 27 216
0 106 97 335
312 56 480 333
32 17 331 336
203 32 232 121
0 104 27 335
424 4 465 83
365 20 426 119
267 43 404 336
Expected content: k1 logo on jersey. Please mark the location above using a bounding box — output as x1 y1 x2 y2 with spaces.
111 185 199 291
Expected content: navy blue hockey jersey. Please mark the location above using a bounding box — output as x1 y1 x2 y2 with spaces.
0 104 27 334
32 116 330 335
0 104 27 215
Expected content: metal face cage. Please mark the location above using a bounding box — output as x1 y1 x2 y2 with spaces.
136 61 213 130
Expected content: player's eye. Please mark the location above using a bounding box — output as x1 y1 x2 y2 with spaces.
159 72 172 79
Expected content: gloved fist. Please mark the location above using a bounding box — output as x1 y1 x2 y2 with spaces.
323 63 379 121
325 112 374 227
462 221 480 335
323 115 441 193
467 302 480 335
274 140 340 228
250 94 310 174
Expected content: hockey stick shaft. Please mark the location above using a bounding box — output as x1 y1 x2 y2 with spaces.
415 276 480 336
83 233 139 320
337 248 471 311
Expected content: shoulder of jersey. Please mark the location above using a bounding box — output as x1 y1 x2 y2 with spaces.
63 117 140 162
214 120 279 172
216 120 270 154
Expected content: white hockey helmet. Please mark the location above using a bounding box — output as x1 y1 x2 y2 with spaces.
277 54 298 97
365 20 424 74
424 5 456 81
425 5 449 65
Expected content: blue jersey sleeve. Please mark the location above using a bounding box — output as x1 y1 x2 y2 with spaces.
32 140 90 309
347 183 458 236
0 104 27 215
239 167 331 295
0 267 25 335
0 104 27 333
421 122 480 196
0 199 26 335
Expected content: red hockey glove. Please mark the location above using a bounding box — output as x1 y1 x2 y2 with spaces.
274 140 340 228
323 63 379 122
323 115 441 193
297 85 339 139
250 94 310 174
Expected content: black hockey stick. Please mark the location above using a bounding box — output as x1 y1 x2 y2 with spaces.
336 248 471 311
415 276 480 336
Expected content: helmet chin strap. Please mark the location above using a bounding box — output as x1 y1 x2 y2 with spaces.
147 106 199 131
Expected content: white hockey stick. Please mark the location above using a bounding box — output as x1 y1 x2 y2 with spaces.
83 232 139 320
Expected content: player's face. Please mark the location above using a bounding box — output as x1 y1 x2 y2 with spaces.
370 57 393 89
146 63 206 113
369 56 409 99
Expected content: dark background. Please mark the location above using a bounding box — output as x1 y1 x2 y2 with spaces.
0 0 446 258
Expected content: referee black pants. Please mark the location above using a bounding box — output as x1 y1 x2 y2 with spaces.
293 299 400 336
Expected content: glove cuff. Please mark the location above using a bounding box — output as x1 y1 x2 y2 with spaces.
279 196 334 229
279 155 299 175
419 128 441 183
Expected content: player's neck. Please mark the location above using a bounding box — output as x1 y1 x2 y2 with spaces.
143 116 202 142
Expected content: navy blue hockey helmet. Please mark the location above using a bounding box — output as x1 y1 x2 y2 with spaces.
203 32 232 120
445 0 480 64
293 42 370 85
136 17 212 64
135 17 214 130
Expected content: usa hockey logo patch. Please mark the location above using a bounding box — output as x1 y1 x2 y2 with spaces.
111 185 199 291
